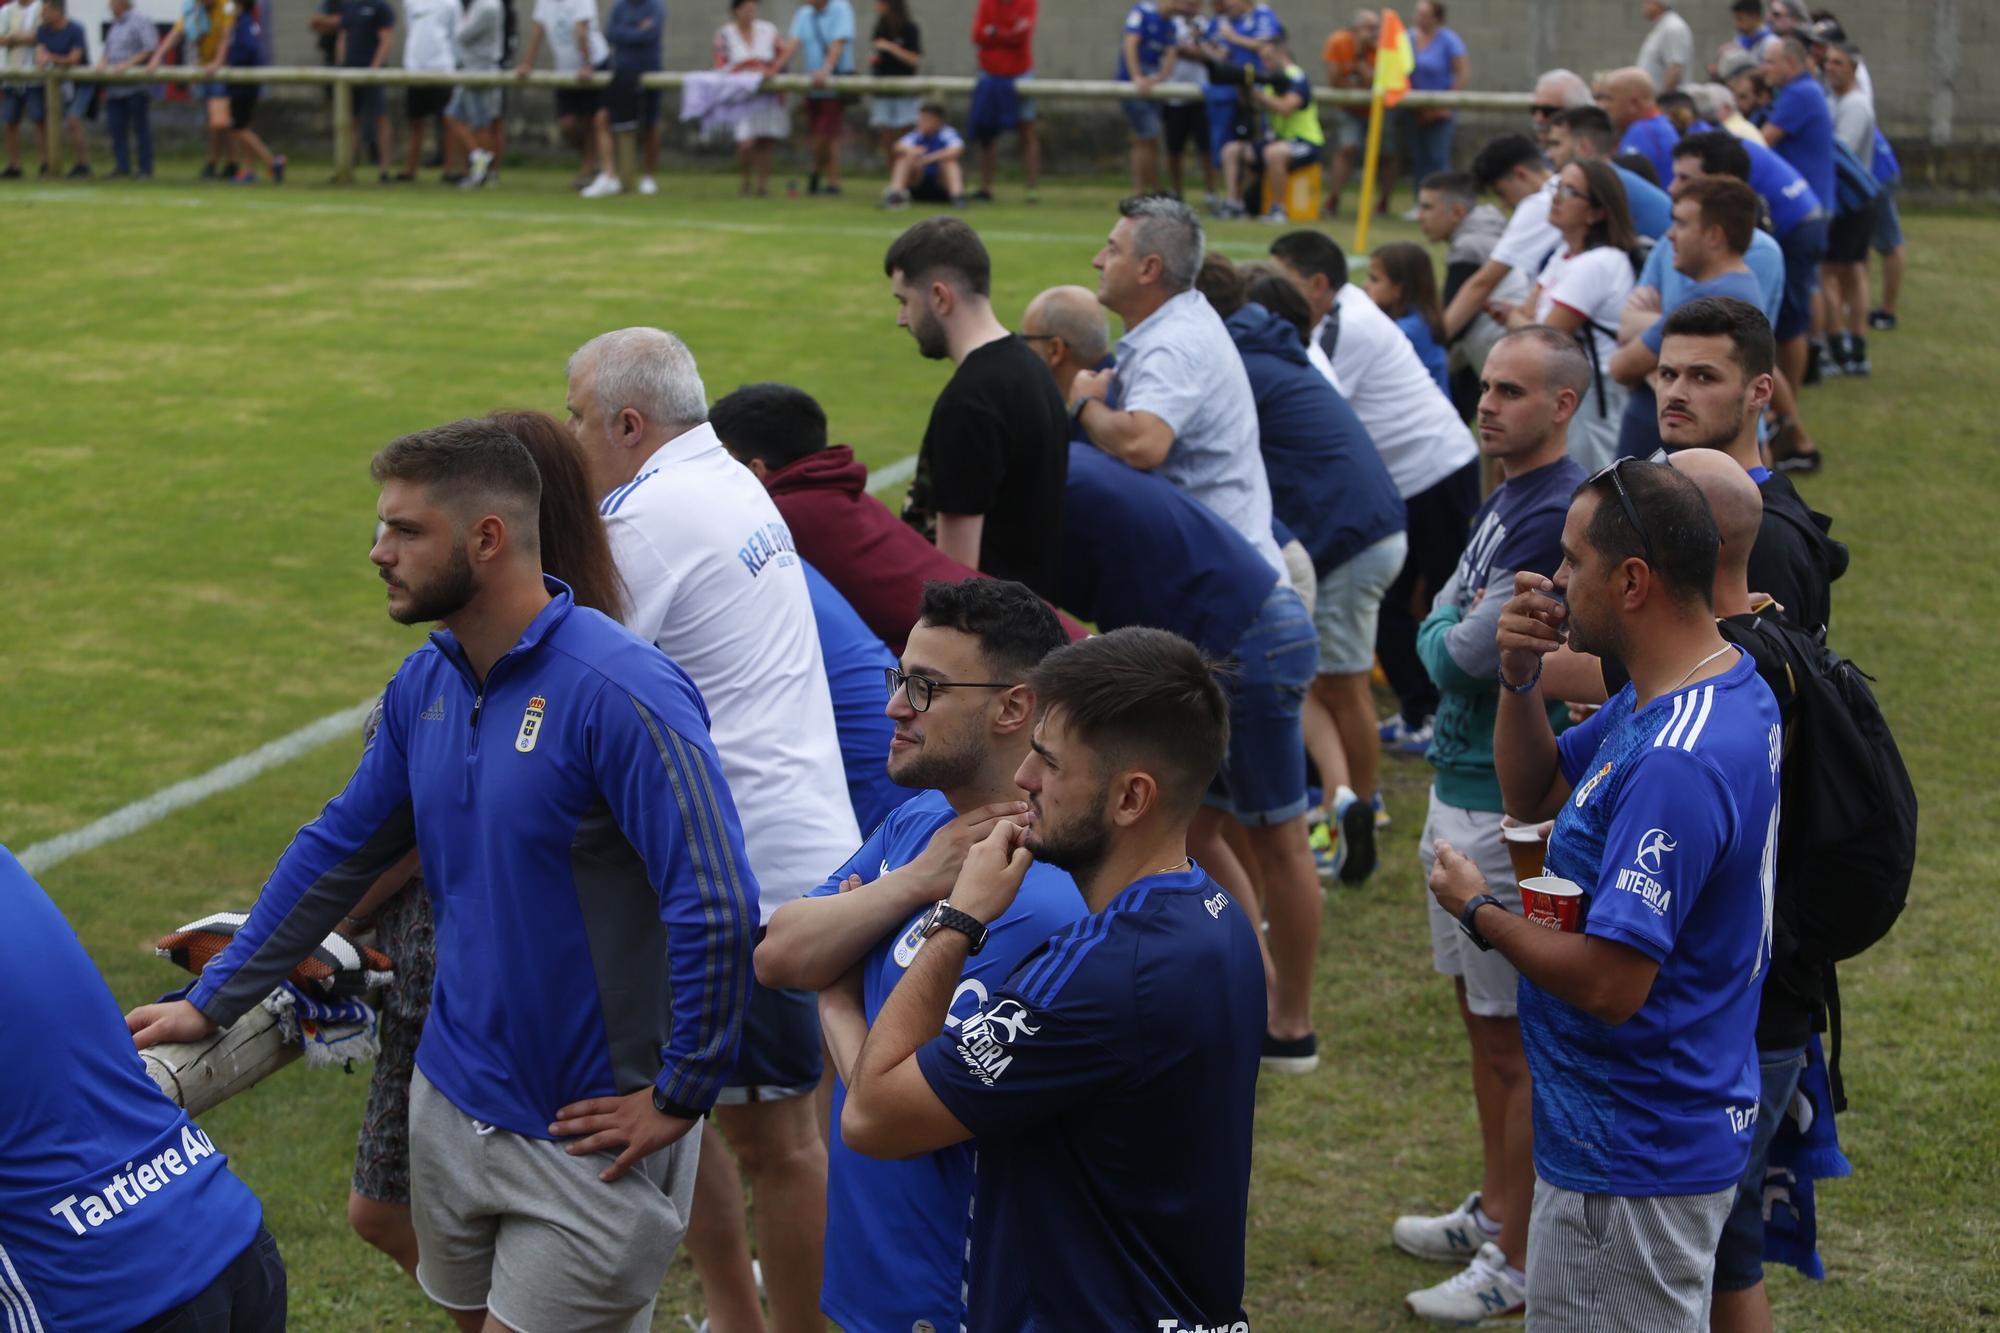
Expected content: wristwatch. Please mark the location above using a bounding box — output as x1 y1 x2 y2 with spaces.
652 1086 702 1121
1457 894 1505 952
919 900 989 955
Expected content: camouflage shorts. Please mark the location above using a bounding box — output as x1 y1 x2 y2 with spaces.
351 881 435 1204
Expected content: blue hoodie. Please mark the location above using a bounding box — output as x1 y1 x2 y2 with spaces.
1222 303 1406 578
188 579 758 1136
606 0 664 69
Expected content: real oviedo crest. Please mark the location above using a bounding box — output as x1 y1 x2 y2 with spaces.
516 696 548 753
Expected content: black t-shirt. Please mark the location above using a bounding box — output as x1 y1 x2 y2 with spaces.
870 18 920 77
337 0 395 66
901 335 1070 600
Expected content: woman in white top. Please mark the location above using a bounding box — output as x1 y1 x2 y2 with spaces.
712 0 791 195
1496 159 1640 471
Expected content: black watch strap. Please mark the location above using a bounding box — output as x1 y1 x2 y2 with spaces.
924 901 988 955
1458 894 1504 952
652 1086 703 1121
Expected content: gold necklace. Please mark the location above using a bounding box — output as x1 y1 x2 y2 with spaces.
1153 857 1192 876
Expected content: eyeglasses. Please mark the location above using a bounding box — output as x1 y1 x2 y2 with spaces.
1588 459 1657 569
884 666 1017 713
1530 103 1565 117
1556 182 1593 202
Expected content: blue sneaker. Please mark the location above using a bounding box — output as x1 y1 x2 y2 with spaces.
1379 715 1434 757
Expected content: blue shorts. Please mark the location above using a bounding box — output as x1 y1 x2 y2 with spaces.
198 80 230 100
1775 214 1828 341
1871 188 1903 252
1204 85 1250 165
868 92 919 129
968 71 1034 143
1207 583 1318 826
352 83 386 121
0 86 26 125
713 980 823 1104
1122 97 1162 139
1713 1043 1810 1291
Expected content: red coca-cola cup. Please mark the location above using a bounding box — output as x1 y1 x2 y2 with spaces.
1519 875 1586 932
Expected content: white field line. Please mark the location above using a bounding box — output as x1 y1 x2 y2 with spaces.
14 457 918 875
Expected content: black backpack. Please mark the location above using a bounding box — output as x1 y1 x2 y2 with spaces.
1727 613 1918 1107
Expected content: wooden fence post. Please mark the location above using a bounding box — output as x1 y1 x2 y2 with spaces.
332 79 354 185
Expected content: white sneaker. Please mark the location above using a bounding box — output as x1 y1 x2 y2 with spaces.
1392 1191 1496 1263
1404 1242 1526 1326
465 147 492 186
580 173 622 199
638 175 658 196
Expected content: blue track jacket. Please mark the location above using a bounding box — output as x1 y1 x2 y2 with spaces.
188 579 759 1135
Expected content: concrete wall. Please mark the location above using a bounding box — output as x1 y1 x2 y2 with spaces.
260 0 1992 145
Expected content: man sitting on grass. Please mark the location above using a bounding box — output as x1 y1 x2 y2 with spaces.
881 100 966 209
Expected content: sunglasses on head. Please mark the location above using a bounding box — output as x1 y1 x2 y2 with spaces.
1588 458 1658 569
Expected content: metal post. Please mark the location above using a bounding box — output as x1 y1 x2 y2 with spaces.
332 78 354 186
43 74 61 177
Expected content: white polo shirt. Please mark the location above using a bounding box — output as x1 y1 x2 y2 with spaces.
532 0 608 70
1318 286 1478 500
601 422 861 919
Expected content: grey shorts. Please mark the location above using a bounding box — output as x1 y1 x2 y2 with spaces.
1525 1176 1733 1332
446 85 501 129
1315 529 1408 675
409 1067 701 1333
1420 794 1523 1017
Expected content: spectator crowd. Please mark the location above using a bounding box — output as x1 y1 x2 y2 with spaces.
3 3 1918 1332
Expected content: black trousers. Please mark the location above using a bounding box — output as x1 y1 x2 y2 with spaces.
125 1226 286 1333
1376 458 1481 727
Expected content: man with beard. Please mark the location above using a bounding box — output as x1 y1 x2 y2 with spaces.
126 419 756 1333
1431 459 1781 1330
840 627 1266 1331
886 217 1071 602
1654 297 1846 634
755 577 1084 1333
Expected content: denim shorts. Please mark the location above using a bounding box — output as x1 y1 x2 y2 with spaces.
1871 188 1903 252
1316 530 1409 675
0 86 26 125
1122 96 1162 139
1208 583 1318 826
712 980 823 1103
1776 214 1827 341
868 92 919 129
446 85 500 129
1713 1043 1810 1291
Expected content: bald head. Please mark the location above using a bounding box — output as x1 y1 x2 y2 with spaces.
1669 448 1762 599
1596 66 1659 129
1024 285 1111 366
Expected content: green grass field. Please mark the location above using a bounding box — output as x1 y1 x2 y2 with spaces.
4 163 1997 1331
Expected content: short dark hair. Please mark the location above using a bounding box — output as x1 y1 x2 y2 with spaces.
916 578 1069 678
883 216 992 297
1658 89 1696 115
484 411 627 619
371 418 541 547
1419 170 1478 210
1027 627 1229 817
1267 230 1346 289
1194 253 1246 318
1576 461 1719 609
1677 175 1758 254
1660 295 1776 379
1673 129 1753 182
1553 105 1616 154
1470 133 1545 190
918 100 947 118
709 382 828 472
1243 267 1315 343
1729 0 1761 15
1612 149 1662 187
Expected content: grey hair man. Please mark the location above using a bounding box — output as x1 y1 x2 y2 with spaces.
565 326 861 1333
1530 67 1593 147
1067 195 1287 577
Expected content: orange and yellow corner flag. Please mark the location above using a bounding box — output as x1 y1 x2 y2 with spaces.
1374 8 1415 107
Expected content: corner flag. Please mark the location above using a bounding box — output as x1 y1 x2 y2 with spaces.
1374 9 1414 107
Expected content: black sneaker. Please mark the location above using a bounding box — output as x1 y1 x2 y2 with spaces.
970 188 995 202
1844 334 1870 376
0 165 20 179
1867 309 1896 331
66 162 91 179
199 162 217 179
1803 340 1824 385
1260 1031 1319 1075
1338 794 1378 884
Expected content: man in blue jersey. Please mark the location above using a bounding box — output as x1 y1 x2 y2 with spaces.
841 627 1266 1330
127 419 757 1333
4 849 285 1331
1395 327 1589 1326
756 577 1084 1333
1430 458 1781 1329
1610 175 1768 459
1197 0 1281 216
1116 0 1179 193
1596 66 1681 189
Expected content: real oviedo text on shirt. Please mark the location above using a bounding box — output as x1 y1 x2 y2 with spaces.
737 520 800 579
